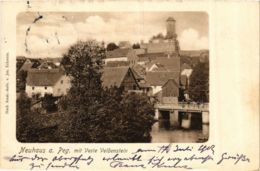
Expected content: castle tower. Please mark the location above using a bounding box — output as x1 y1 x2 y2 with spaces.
166 17 177 39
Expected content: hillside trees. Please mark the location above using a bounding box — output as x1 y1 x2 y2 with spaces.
59 41 105 141
16 70 27 91
189 60 209 102
16 92 43 142
132 43 140 49
106 42 119 51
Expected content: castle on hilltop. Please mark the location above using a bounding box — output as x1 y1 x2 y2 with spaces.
140 17 180 57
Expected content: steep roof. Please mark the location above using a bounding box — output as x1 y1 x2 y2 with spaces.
132 64 146 78
131 67 144 80
19 59 33 72
38 62 58 69
106 48 131 59
141 57 180 72
163 79 179 88
145 71 179 86
153 58 180 72
45 57 62 63
106 61 130 67
167 17 176 22
26 69 64 86
145 63 168 72
101 67 130 88
138 52 168 59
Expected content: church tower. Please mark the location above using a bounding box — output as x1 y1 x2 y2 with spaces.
165 17 177 39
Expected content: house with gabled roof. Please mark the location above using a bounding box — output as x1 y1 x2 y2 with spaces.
25 68 71 98
18 59 33 72
137 53 180 72
37 61 58 70
155 79 180 104
145 71 179 95
153 58 180 72
101 66 140 92
105 48 138 66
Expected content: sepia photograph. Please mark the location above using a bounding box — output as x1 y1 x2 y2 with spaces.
0 1 259 170
16 12 209 143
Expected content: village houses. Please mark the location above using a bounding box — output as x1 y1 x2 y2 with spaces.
20 16 191 104
101 66 140 92
104 48 138 66
25 68 71 98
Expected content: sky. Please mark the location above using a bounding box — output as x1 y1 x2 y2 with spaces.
17 12 208 58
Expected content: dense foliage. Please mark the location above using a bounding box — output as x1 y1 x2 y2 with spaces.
16 92 33 142
59 41 155 142
106 42 119 51
13 40 155 143
189 60 209 102
16 70 27 92
150 33 164 41
132 43 140 49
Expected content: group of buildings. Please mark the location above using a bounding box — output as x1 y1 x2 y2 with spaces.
16 17 210 135
17 17 207 106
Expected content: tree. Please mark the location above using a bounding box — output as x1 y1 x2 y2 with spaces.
16 92 42 142
188 60 209 102
86 87 155 142
58 40 155 142
106 42 119 51
150 33 164 41
16 70 27 92
132 43 140 49
119 92 155 142
59 40 106 142
42 94 58 112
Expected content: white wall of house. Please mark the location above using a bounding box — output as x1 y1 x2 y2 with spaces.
26 85 54 97
53 75 71 96
104 57 128 64
54 62 60 66
25 75 71 98
151 86 162 95
137 61 146 65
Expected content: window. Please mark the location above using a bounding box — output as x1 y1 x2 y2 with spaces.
32 87 34 90
61 80 63 84
45 86 47 90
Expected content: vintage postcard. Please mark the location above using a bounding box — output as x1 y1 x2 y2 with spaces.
0 0 259 170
